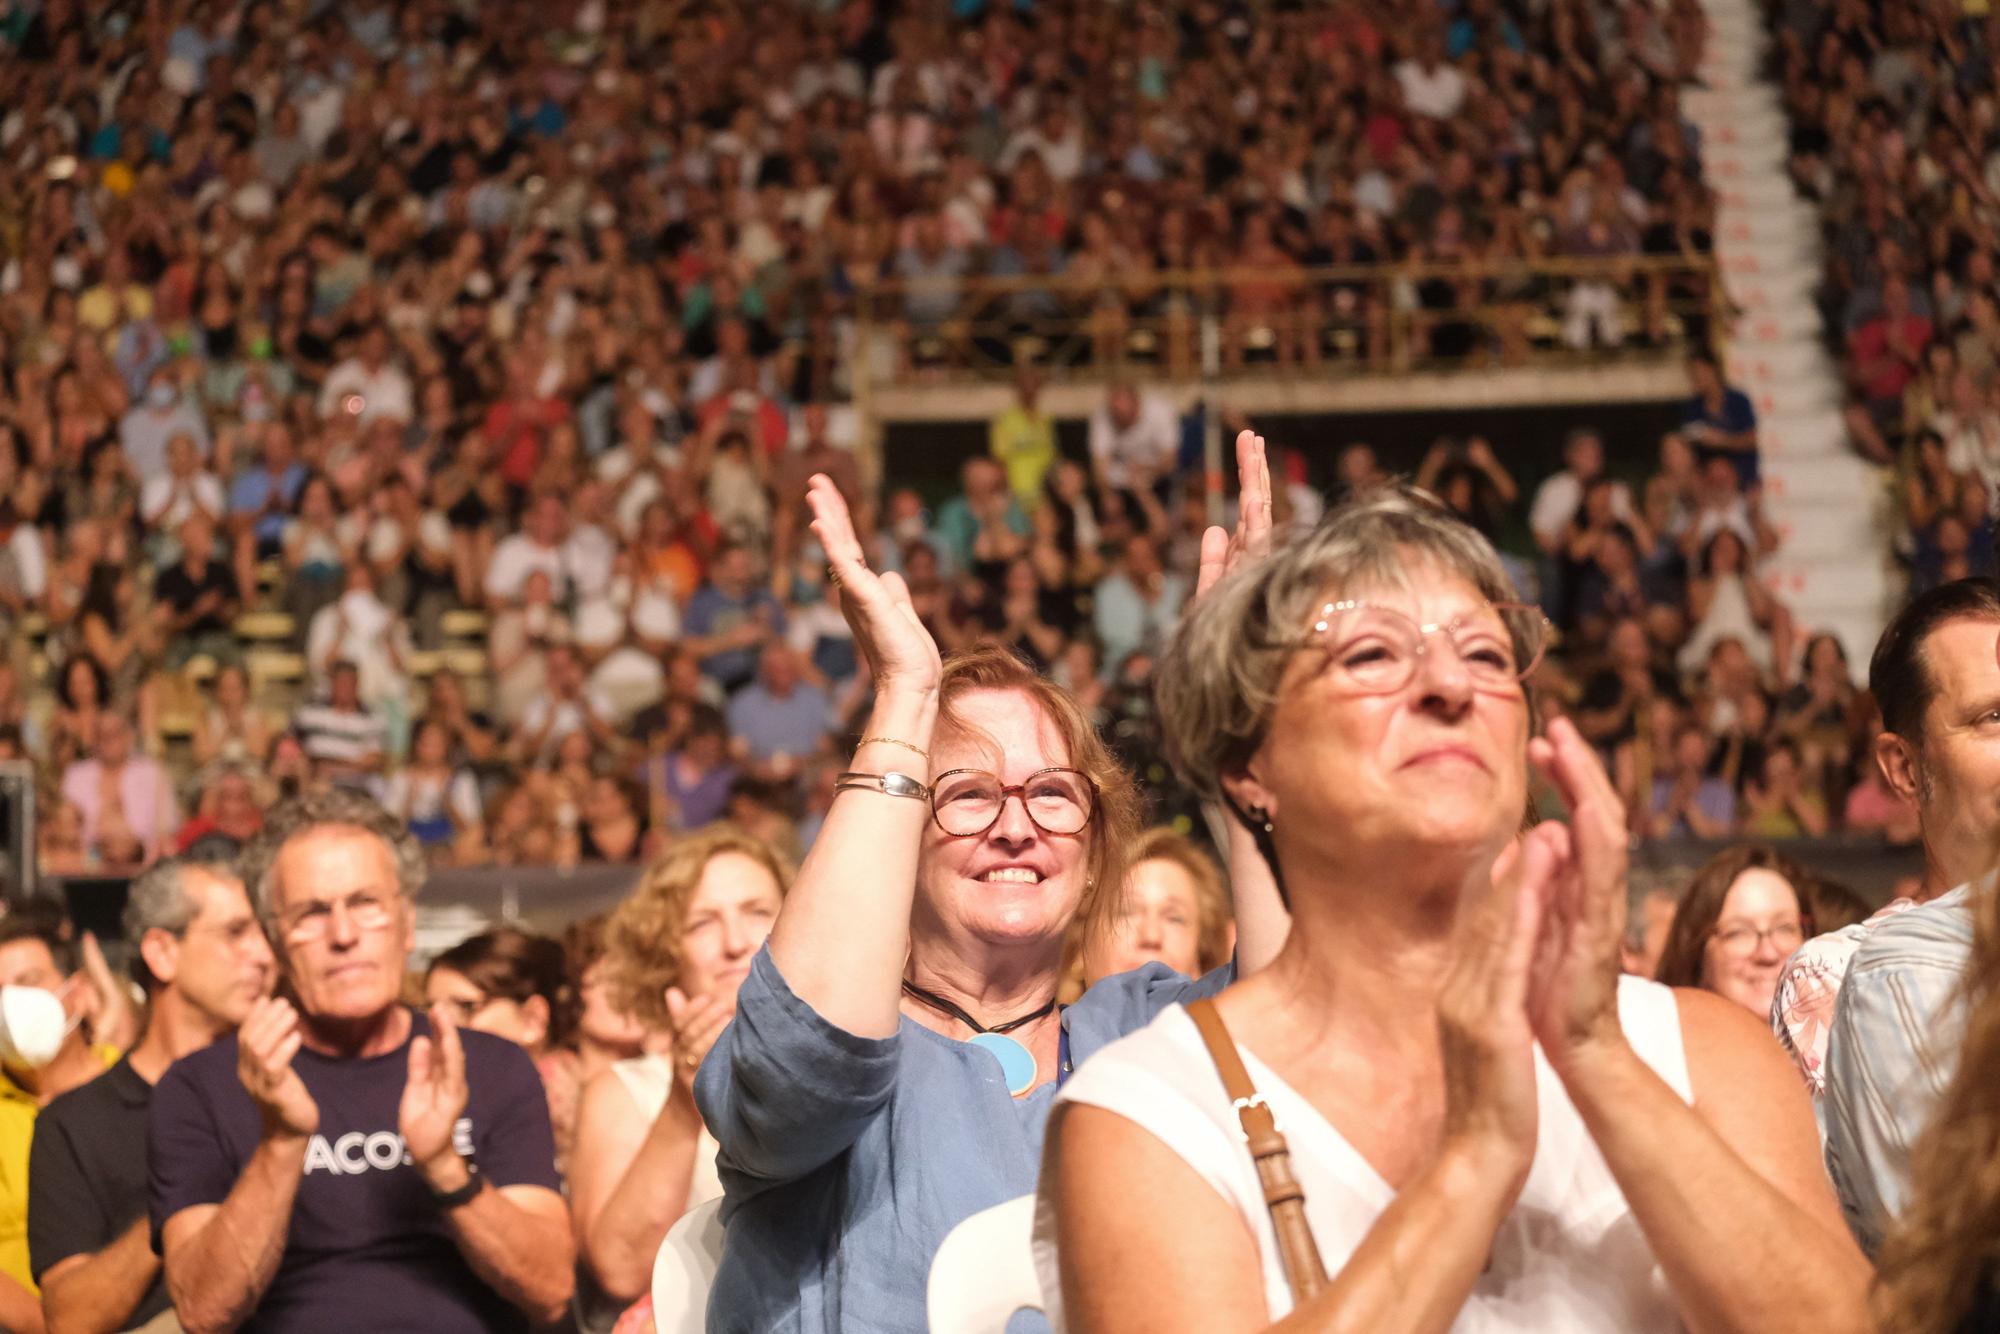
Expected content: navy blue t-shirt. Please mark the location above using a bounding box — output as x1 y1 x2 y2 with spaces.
148 1011 560 1333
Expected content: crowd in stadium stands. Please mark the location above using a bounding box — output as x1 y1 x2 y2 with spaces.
1773 0 2000 591
9 1 2000 1333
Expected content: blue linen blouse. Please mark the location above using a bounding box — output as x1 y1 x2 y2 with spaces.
694 943 1229 1332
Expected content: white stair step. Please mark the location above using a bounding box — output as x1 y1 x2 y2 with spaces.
1763 557 1898 612
1721 268 1820 311
1757 410 1850 461
1726 340 1832 384
1734 306 1826 344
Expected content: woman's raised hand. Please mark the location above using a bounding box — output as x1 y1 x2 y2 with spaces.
808 474 941 699
1435 828 1559 1196
1194 429 1274 599
1524 718 1633 1073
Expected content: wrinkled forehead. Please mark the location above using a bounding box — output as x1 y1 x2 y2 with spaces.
1309 556 1502 629
270 825 401 913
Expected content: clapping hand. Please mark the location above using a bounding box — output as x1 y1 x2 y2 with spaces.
1522 719 1632 1072
238 997 320 1139
1195 429 1274 598
664 986 735 1098
808 474 941 697
401 1006 472 1178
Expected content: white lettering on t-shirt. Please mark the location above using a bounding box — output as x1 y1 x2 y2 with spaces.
302 1118 476 1176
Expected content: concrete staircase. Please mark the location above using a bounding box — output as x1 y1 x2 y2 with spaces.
1683 0 1899 677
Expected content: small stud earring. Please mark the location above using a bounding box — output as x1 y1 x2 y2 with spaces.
1248 805 1274 835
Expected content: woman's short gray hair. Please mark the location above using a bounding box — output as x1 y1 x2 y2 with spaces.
1156 483 1524 802
239 789 426 925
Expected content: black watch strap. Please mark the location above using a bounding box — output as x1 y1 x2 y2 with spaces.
428 1163 485 1209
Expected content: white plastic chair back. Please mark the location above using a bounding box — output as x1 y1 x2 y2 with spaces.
650 1197 727 1334
926 1194 1044 1334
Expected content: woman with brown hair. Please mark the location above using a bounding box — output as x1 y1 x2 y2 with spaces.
687 442 1288 1332
1872 886 2000 1331
423 926 584 1162
1654 845 1815 1019
566 826 792 1312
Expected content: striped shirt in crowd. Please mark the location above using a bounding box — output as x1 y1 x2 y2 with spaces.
1822 879 1980 1254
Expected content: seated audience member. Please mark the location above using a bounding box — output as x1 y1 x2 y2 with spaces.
1681 350 1761 489
1648 722 1738 839
1041 487 1866 1332
725 642 833 775
58 713 180 869
568 829 791 1315
1654 847 1814 1020
637 705 739 834
149 792 574 1330
378 720 483 859
174 764 266 852
1740 739 1831 838
0 904 126 1331
1773 580 2000 1105
577 776 649 864
681 542 784 694
1869 877 2000 1331
30 855 274 1334
423 929 582 1168
290 660 388 786
560 917 651 1095
1076 828 1234 989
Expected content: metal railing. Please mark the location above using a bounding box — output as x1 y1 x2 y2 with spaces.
847 254 1725 396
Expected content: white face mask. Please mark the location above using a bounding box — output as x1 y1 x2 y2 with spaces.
0 984 80 1069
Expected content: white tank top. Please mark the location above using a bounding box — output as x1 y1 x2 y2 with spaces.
609 1053 724 1208
1034 976 1692 1331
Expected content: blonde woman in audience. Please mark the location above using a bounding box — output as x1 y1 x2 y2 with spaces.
568 827 792 1319
191 661 274 767
1042 486 1866 1332
1076 827 1236 989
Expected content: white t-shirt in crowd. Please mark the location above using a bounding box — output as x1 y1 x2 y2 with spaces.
1034 977 1692 1332
1395 60 1469 119
484 534 568 604
140 471 226 528
317 357 414 424
1088 393 1180 490
1528 473 1632 547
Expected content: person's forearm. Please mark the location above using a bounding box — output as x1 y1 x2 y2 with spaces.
166 1134 306 1334
768 687 937 1037
0 1272 44 1334
1273 1145 1515 1334
430 1168 573 1324
42 1217 159 1334
1559 1043 1870 1334
583 1093 703 1301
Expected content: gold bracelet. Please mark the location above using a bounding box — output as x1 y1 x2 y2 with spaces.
856 736 930 762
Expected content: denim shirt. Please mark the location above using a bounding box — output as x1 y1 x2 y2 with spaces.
693 944 1230 1332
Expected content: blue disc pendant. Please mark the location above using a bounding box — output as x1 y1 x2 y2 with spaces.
968 1031 1038 1096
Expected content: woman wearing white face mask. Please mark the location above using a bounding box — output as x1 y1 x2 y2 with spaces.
1040 486 1868 1333
690 435 1290 1332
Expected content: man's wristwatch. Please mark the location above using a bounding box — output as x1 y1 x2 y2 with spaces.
834 771 931 801
428 1162 486 1209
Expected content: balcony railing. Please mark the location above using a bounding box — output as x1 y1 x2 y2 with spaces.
846 254 1724 398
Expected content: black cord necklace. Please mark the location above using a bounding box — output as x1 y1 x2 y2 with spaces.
902 980 1055 1096
901 980 1055 1034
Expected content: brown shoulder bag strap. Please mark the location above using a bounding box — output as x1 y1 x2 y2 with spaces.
1183 998 1329 1304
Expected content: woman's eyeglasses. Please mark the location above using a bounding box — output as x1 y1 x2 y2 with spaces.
930 767 1097 838
1282 600 1551 695
1710 921 1807 959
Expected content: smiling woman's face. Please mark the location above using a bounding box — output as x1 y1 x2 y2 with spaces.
916 688 1094 955
1231 568 1531 880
